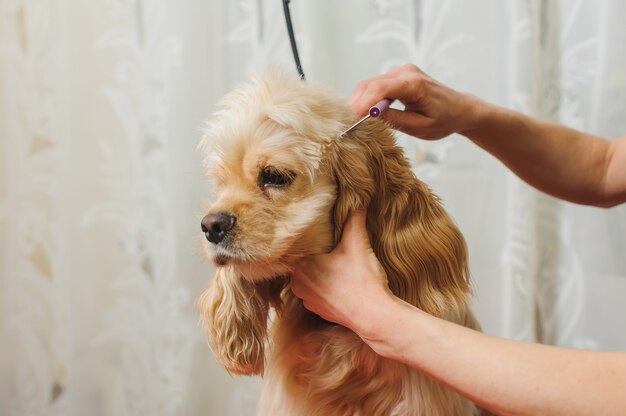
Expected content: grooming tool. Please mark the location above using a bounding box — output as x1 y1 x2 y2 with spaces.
340 98 393 136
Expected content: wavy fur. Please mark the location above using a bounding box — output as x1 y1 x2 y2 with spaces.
197 68 480 415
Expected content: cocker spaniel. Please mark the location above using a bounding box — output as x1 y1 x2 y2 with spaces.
197 68 481 415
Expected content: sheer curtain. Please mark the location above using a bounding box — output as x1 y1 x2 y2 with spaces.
1 1 625 415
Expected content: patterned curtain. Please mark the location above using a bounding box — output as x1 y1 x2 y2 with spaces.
1 1 625 415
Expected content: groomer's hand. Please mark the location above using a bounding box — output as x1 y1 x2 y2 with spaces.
291 209 394 335
348 64 483 140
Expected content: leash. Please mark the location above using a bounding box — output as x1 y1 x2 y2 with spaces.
282 0 306 81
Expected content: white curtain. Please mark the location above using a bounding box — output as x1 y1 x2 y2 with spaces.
1 1 625 415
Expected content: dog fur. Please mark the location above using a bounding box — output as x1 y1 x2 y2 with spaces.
197 68 480 415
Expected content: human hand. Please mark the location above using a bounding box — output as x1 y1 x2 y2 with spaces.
291 209 394 335
348 64 483 140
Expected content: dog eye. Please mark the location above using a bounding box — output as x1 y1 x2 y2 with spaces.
259 167 295 188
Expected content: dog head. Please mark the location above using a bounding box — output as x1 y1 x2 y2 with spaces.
200 69 354 281
201 68 470 314
199 68 471 375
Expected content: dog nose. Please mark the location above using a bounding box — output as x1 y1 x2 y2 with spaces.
201 212 236 244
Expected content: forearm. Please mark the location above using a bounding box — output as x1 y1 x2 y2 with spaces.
360 298 626 416
461 100 622 207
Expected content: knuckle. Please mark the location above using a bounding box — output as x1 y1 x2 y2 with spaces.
355 80 369 92
368 80 386 97
398 77 412 92
408 72 425 84
409 74 427 94
291 286 303 299
402 63 419 73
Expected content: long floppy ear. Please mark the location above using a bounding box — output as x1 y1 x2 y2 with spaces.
197 268 285 375
329 120 471 316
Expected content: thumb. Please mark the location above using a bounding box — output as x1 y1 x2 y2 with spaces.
338 208 371 252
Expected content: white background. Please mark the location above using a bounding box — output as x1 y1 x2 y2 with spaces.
1 0 625 415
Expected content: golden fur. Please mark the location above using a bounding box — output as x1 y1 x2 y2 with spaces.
197 69 481 415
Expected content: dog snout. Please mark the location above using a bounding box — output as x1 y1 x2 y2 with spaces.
201 212 236 244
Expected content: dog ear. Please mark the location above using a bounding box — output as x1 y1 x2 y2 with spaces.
327 130 377 243
197 268 286 375
329 120 471 316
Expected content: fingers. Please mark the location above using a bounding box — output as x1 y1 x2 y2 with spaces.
347 69 404 109
338 208 371 252
291 260 331 320
291 261 319 310
289 271 316 315
350 77 414 116
348 64 420 105
347 73 389 109
290 267 305 298
291 257 315 287
291 254 325 295
382 108 434 138
348 64 426 116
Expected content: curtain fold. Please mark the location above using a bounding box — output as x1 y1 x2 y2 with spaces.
1 1 625 415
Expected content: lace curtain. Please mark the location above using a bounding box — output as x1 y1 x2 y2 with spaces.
1 1 625 415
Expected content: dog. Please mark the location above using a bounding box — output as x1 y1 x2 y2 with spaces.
197 68 481 415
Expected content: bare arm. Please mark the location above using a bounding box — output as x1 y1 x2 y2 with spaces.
463 105 626 207
349 64 626 207
292 211 626 416
367 297 626 416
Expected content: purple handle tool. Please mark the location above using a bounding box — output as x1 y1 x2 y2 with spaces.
368 98 393 117
340 98 395 137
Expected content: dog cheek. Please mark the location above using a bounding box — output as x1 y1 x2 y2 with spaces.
273 188 336 254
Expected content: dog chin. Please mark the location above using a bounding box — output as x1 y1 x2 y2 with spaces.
211 250 292 281
210 247 236 267
233 260 292 281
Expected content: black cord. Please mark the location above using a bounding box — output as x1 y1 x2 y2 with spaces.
282 0 306 81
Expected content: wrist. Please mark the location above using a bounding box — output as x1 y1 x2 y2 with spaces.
349 292 397 352
457 93 493 137
354 295 430 361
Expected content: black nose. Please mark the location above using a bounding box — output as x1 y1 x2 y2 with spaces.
201 212 236 244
